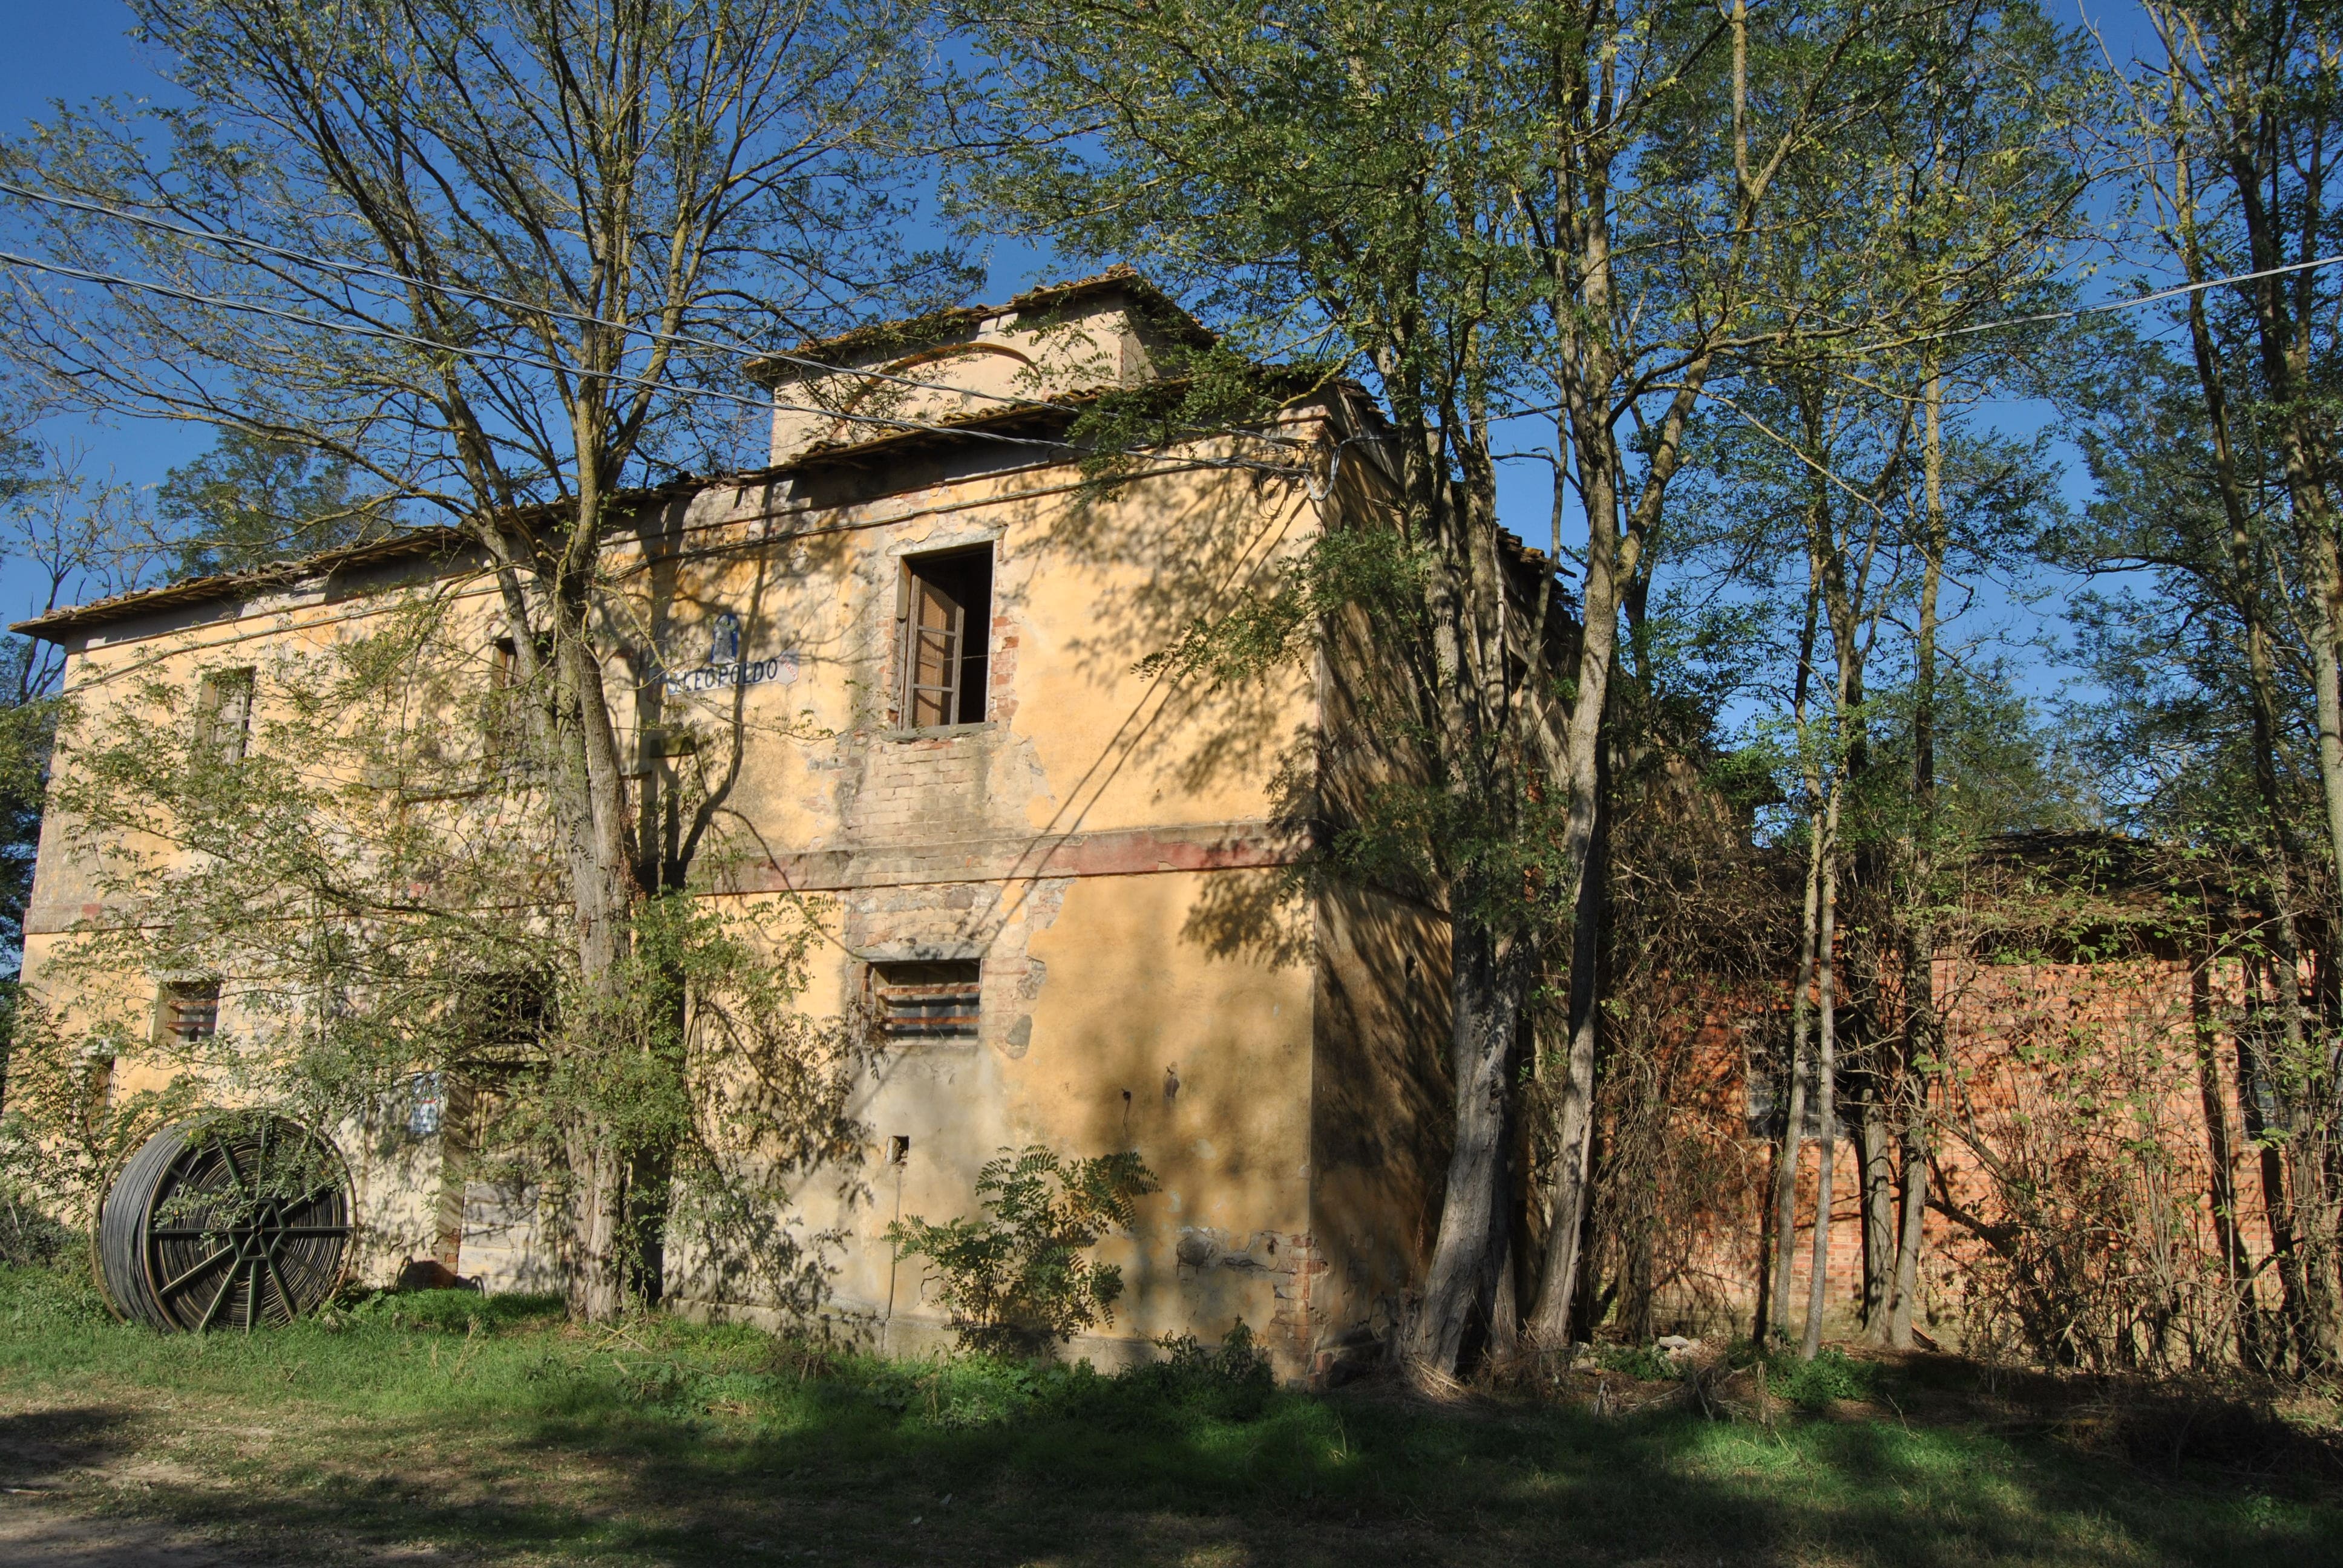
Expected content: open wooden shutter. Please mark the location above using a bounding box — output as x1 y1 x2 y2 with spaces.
905 571 965 728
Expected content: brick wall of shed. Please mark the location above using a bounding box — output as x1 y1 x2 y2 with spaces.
1649 952 2287 1348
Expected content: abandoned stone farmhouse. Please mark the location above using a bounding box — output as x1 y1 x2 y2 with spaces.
16 271 1475 1377
16 270 2297 1373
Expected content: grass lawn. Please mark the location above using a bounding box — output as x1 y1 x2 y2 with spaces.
2 1264 2339 1567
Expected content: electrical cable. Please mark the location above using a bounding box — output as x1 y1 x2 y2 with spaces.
0 179 1308 450
0 247 1308 481
1847 248 2343 357
1476 249 2343 428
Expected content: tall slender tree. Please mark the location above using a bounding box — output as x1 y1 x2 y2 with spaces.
0 0 966 1318
951 0 1935 1369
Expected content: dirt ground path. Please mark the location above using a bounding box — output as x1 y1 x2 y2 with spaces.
0 1495 242 1567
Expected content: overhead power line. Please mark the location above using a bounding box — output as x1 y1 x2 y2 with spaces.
1481 249 2343 429
1854 249 2343 356
0 247 1310 482
0 180 1306 452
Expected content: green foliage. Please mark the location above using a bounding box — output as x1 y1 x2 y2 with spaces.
0 685 57 963
829 1324 1273 1431
11 611 867 1313
1136 520 1429 693
0 988 203 1254
156 429 388 581
1129 1322 1276 1420
1761 1347 1880 1409
341 1288 566 1335
1596 1343 1681 1382
0 1258 108 1329
0 1189 75 1271
885 1145 1159 1356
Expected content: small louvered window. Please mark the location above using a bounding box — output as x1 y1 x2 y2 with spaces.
870 961 981 1040
158 980 220 1044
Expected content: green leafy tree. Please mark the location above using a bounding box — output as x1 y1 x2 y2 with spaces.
156 430 386 581
886 1146 1158 1356
6 606 869 1311
2043 0 2343 1370
949 0 1941 1374
0 440 165 970
1659 0 2093 1356
0 0 969 1318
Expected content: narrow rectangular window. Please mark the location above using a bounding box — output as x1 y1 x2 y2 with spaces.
406 1070 445 1138
491 632 554 689
157 980 221 1045
901 547 992 728
1743 1058 1778 1140
869 961 981 1041
195 668 255 764
80 1052 114 1134
487 637 537 754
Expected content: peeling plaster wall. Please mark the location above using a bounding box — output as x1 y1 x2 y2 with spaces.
707 869 1317 1369
762 288 1175 465
637 418 1334 1374
16 386 1432 1377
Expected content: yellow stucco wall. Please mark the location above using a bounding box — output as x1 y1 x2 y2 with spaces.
17 397 1449 1377
700 868 1317 1367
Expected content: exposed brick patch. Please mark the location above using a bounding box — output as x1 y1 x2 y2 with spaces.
1271 1230 1329 1360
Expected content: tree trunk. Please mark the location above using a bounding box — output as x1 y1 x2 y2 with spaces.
1803 800 1841 1361
1414 915 1534 1372
2240 964 2307 1373
1524 407 1636 1348
1769 583 1826 1342
1857 1096 1895 1344
1521 0 1769 1349
2174 159 2339 1367
534 482 650 1321
1771 818 1824 1340
2214 47 2343 1365
565 1119 628 1323
1890 365 1947 1352
2193 956 2260 1364
1529 788 1607 1347
1403 362 1548 1374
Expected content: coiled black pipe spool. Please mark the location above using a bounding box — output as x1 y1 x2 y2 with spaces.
97 1114 353 1331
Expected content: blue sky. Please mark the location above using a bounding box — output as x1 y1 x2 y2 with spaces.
0 2 211 486
0 0 2172 734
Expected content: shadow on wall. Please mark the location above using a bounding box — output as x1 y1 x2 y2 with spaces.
1043 459 1316 813
1180 866 1312 970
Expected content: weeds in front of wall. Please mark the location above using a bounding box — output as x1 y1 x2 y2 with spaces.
1592 1343 1679 1382
1752 1345 1879 1408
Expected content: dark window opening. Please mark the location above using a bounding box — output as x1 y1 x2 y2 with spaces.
1743 1060 1777 1140
901 547 992 728
159 980 221 1045
490 631 554 688
455 970 553 1067
488 636 552 755
195 668 255 764
870 960 981 1040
